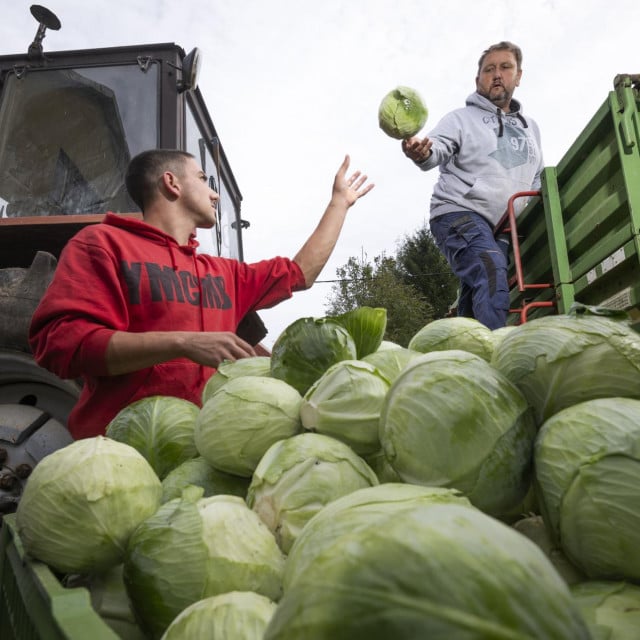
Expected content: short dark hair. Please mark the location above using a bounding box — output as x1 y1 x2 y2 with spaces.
477 41 523 73
125 149 194 211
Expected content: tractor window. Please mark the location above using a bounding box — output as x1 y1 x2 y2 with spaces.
0 63 158 218
185 106 241 259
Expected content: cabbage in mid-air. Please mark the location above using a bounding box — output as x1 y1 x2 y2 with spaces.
378 86 428 140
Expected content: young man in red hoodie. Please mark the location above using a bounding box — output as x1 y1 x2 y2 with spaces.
29 149 374 439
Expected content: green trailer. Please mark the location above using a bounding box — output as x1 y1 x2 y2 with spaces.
497 74 640 326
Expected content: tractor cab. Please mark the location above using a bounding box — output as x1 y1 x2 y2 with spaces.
0 4 247 269
0 5 254 513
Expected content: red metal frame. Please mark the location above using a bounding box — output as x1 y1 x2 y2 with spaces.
494 191 556 323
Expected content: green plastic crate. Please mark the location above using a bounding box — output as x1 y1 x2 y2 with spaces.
0 514 119 640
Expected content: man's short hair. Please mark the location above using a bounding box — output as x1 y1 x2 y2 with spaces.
477 41 523 73
125 149 194 211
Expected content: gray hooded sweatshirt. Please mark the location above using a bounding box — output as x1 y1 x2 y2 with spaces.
418 92 543 227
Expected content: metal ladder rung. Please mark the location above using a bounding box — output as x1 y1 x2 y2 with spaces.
495 190 555 323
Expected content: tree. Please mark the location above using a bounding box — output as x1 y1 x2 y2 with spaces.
325 254 434 347
325 226 458 346
396 224 458 319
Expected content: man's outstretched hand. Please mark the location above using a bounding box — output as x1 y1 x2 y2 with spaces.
332 154 375 207
402 136 433 163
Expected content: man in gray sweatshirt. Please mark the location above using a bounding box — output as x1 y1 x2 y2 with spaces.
402 41 543 329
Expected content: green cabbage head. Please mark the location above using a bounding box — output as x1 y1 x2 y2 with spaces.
195 376 302 477
379 350 536 518
300 360 390 455
328 306 387 358
160 456 250 503
378 86 428 139
161 591 276 640
270 317 357 395
408 317 495 361
491 313 640 424
106 395 199 479
265 502 591 639
16 436 162 574
571 581 640 640
284 483 471 590
124 488 285 639
202 356 271 404
534 397 640 582
361 346 423 385
247 432 378 553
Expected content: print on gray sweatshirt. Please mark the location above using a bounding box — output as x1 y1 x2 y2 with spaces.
418 91 543 227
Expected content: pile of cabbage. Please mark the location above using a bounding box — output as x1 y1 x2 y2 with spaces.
13 306 640 639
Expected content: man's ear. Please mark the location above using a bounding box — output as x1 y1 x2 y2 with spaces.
161 171 181 198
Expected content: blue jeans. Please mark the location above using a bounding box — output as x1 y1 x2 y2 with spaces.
430 211 509 329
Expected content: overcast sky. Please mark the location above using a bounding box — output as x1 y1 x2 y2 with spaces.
3 0 639 346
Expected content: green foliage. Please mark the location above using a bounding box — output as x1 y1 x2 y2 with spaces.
395 224 458 319
325 225 457 346
326 255 431 347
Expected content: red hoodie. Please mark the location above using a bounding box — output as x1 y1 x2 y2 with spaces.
29 213 306 438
